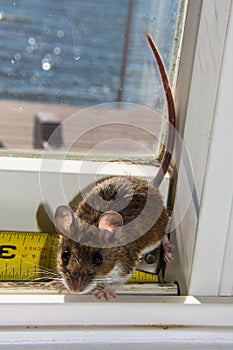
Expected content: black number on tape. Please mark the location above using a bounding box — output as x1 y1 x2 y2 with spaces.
0 245 17 259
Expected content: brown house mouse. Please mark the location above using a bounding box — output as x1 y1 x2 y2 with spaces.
54 33 176 300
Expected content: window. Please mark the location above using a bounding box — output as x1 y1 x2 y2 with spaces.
0 0 183 294
0 0 183 234
0 0 180 152
0 0 183 230
1 0 233 345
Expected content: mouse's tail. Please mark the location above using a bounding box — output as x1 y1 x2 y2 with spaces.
146 33 176 188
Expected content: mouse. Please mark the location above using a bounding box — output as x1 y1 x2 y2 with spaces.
54 33 176 300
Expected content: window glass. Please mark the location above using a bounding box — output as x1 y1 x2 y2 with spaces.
0 0 181 156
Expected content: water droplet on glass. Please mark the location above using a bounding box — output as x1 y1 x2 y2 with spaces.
57 30 64 38
28 37 36 46
14 53 22 61
42 60 51 71
53 47 61 55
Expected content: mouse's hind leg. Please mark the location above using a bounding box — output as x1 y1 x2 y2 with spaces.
162 234 175 263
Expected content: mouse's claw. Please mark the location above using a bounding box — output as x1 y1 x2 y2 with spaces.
92 285 116 301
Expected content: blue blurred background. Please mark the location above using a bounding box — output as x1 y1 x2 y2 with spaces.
0 0 179 111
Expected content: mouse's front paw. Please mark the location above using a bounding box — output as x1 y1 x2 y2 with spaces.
92 285 116 301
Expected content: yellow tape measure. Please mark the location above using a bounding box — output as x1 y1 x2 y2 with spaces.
0 232 58 281
0 231 158 283
128 270 158 283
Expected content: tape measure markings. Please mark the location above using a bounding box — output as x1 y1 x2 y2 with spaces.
0 232 58 281
19 259 22 279
0 231 160 283
48 234 57 272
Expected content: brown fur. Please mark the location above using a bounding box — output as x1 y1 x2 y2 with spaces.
56 176 169 292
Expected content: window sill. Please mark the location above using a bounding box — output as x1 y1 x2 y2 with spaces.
0 294 232 327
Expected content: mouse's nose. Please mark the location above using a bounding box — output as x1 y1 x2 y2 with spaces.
70 275 82 292
70 273 91 293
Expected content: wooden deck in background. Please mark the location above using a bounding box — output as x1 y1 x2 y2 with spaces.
0 100 163 155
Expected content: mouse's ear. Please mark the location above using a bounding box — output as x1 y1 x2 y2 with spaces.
54 205 78 239
98 211 123 243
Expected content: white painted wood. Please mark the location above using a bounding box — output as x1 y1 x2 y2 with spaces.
219 202 233 295
181 0 232 201
174 0 202 135
0 326 233 349
188 0 233 294
170 144 198 292
0 157 169 231
0 295 232 327
0 295 233 348
172 0 233 295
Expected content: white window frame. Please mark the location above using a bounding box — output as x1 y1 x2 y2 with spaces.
173 0 233 297
0 0 233 346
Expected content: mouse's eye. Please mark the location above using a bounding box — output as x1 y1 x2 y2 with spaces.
92 252 103 266
61 250 70 265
